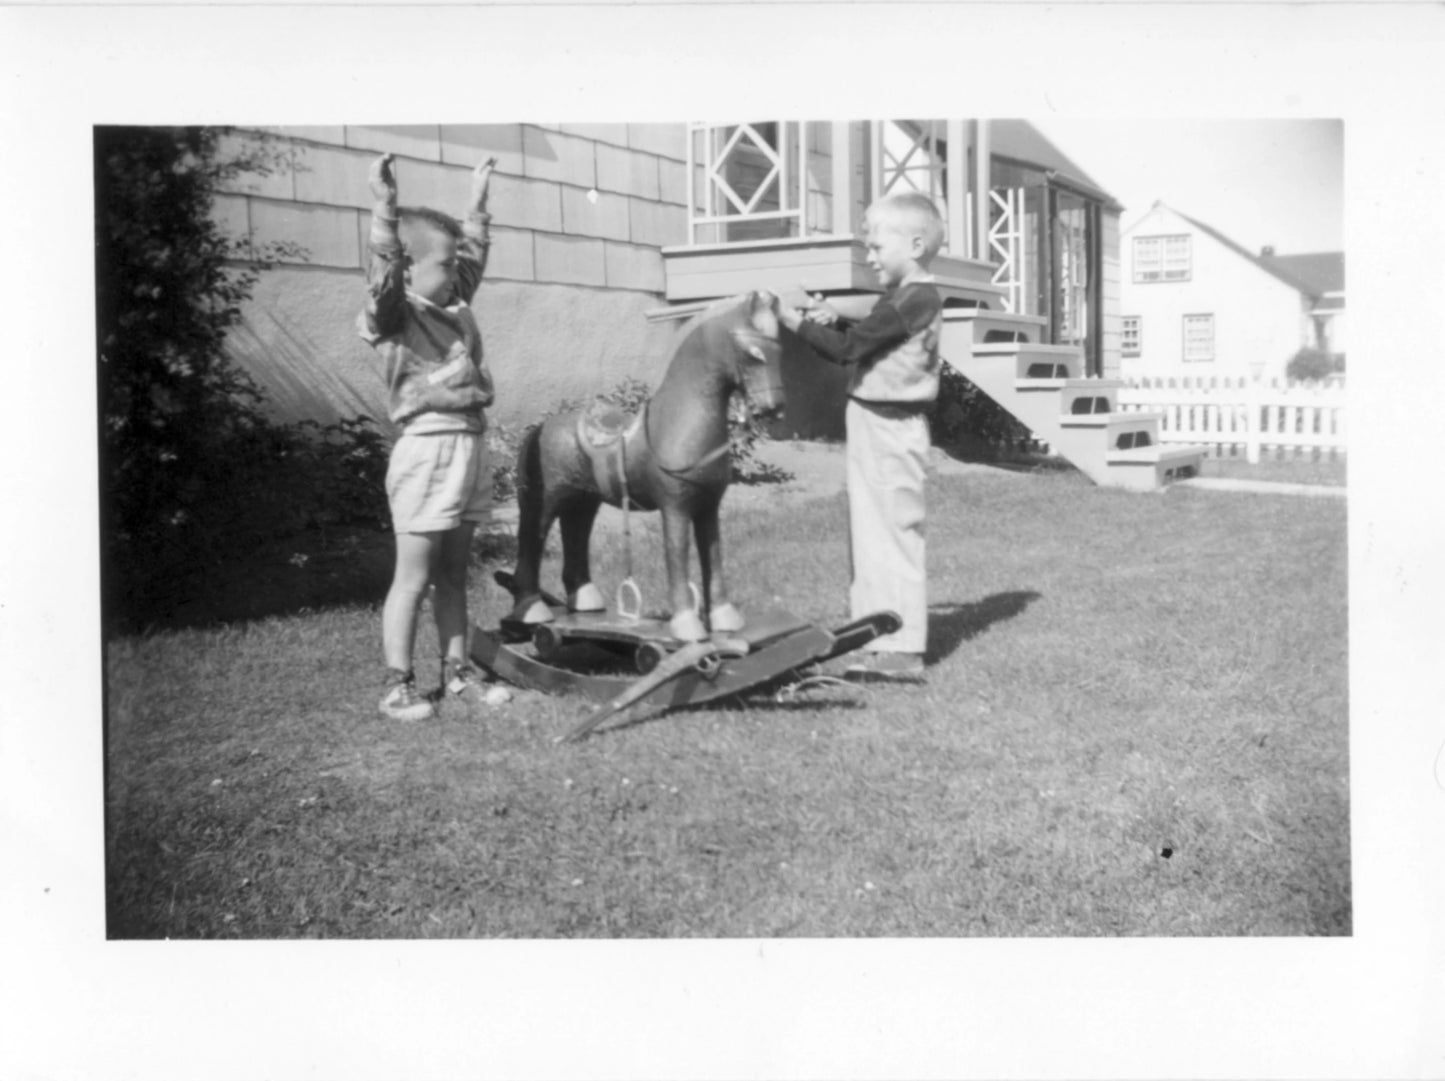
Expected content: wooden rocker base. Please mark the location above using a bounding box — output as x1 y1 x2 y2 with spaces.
470 608 902 743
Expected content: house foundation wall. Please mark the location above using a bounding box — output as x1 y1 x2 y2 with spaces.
227 270 680 432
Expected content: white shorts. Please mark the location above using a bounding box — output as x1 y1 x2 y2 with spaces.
386 431 492 534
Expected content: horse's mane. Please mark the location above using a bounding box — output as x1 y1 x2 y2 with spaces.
679 292 751 337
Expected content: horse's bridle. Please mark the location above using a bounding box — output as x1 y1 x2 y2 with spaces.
642 325 783 482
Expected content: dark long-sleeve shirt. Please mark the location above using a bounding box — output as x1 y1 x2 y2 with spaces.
791 276 943 405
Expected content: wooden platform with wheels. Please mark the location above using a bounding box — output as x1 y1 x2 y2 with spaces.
471 587 901 742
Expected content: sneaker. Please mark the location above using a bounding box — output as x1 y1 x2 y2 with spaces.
379 669 436 722
443 657 513 709
845 651 925 682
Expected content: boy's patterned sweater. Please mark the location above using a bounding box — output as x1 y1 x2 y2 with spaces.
358 211 495 435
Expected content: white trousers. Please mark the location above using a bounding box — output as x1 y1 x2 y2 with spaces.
845 399 929 654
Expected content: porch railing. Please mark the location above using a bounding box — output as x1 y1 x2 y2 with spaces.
1117 376 1346 462
686 119 964 247
688 122 809 245
683 120 1026 311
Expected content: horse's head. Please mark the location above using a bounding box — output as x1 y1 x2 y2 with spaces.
727 291 785 417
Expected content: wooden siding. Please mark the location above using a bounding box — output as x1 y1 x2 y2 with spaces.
1100 209 1121 378
661 237 1007 305
223 125 683 291
662 237 872 300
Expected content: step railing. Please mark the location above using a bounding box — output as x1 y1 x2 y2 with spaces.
1117 376 1346 463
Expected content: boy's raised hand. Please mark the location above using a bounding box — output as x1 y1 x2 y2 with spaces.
369 153 398 205
471 156 499 212
801 289 840 326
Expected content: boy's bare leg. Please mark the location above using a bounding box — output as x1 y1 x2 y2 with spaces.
433 522 476 664
383 532 441 673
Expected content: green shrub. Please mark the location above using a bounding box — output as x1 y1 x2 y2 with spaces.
487 422 526 505
728 398 791 485
96 126 391 626
930 363 1032 456
1287 348 1345 383
596 375 653 415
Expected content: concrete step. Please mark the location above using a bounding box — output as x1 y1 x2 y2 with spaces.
1058 380 1127 417
1103 444 1209 491
941 308 1049 344
1060 411 1166 452
969 342 1087 384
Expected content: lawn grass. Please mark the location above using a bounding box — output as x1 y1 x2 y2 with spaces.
1198 451 1346 487
105 464 1349 938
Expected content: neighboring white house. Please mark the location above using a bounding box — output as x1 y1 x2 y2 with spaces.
1119 201 1344 382
1263 250 1346 358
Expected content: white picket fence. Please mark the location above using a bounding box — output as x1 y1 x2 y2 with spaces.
1116 377 1346 463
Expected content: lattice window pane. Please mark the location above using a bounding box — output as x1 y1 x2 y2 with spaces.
1163 235 1192 280
1122 316 1142 357
879 119 945 203
1134 236 1162 282
1135 234 1191 282
1183 313 1215 362
688 121 806 243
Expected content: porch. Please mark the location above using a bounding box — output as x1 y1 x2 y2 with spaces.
655 120 1207 491
657 119 1119 378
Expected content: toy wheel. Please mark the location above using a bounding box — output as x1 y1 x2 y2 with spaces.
532 624 564 662
634 641 667 675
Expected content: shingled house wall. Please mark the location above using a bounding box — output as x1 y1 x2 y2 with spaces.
213 124 693 430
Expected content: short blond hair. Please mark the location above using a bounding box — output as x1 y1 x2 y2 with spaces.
398 206 461 260
868 193 945 261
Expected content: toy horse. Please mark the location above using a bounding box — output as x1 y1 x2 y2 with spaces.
506 291 784 642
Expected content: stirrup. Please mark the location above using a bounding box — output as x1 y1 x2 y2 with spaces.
616 578 642 621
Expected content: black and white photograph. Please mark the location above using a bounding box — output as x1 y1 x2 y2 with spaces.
4 3 1443 1079
97 115 1350 939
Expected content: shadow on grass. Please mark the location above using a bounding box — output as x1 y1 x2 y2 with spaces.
107 528 520 636
926 591 1041 665
585 690 872 741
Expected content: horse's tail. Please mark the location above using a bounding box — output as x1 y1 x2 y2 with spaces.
505 422 549 604
514 421 545 527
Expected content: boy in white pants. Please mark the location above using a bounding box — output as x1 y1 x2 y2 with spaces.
774 192 945 679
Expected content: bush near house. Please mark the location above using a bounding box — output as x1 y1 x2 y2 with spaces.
931 364 1033 459
1287 347 1345 383
96 126 393 630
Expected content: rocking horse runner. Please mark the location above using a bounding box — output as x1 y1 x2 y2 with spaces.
504 290 784 641
473 290 903 742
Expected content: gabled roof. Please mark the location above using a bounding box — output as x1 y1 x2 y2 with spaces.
1133 202 1343 299
986 120 1124 211
1261 251 1345 296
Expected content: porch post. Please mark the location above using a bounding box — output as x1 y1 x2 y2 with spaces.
973 119 991 262
946 119 967 255
831 121 854 235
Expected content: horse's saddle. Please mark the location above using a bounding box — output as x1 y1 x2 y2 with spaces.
575 399 645 504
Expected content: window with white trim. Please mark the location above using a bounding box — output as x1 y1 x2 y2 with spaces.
1183 313 1215 362
1133 234 1191 282
1122 316 1141 357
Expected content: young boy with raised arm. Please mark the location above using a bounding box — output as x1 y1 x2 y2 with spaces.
359 152 509 720
773 192 946 680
